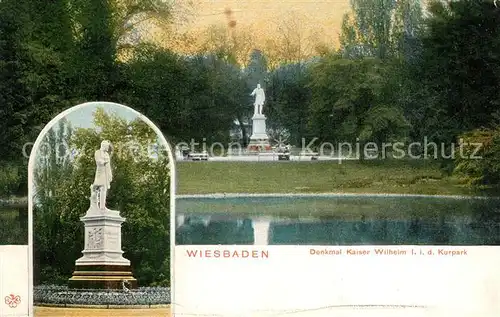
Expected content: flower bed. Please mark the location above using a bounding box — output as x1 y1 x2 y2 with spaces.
247 145 272 152
34 285 170 306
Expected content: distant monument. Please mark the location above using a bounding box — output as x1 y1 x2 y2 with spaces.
69 140 137 289
248 84 271 152
251 84 265 115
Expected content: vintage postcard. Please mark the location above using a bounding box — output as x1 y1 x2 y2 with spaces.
2 0 500 316
172 0 500 316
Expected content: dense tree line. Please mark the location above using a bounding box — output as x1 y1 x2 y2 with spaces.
2 0 500 193
268 0 500 184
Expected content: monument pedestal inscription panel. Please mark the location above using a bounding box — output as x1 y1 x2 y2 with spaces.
248 114 271 152
69 209 137 289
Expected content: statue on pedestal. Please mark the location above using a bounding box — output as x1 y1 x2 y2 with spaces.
90 140 113 210
247 84 271 152
250 84 265 115
71 138 136 289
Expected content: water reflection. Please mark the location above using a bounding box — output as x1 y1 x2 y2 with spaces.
0 207 28 245
177 216 254 244
176 196 500 245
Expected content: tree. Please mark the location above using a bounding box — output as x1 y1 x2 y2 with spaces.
188 54 248 145
392 0 424 61
198 24 253 66
339 0 423 60
114 0 175 51
120 44 247 145
34 119 75 284
0 0 65 159
266 62 313 146
67 0 118 101
0 0 175 199
0 0 74 195
410 0 500 145
245 49 268 89
0 0 33 162
265 11 324 66
308 57 409 157
340 0 397 59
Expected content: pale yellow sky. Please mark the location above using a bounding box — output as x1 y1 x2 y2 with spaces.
183 0 350 30
150 0 351 63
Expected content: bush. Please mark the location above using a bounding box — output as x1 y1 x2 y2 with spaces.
453 128 500 187
0 163 21 197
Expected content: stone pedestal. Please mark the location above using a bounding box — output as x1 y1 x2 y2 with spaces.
247 113 272 152
68 207 137 289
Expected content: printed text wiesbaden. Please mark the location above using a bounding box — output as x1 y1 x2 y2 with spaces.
186 249 269 258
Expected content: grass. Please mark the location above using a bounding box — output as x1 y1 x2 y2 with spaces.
176 160 473 196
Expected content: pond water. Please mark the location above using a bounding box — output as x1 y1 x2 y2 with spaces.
176 195 500 245
0 207 28 245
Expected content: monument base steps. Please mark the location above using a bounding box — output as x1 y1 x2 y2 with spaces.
69 264 137 289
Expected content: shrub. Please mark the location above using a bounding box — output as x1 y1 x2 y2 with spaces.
453 128 500 187
0 164 21 197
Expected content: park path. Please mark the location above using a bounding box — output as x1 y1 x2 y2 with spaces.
34 306 171 317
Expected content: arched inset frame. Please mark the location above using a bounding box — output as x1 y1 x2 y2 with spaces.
27 101 176 314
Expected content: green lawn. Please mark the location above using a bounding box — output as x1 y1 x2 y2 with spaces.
176 160 473 196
